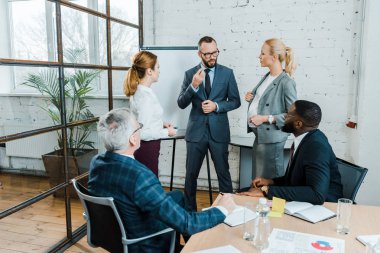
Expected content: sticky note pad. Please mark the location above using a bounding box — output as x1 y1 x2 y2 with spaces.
272 197 286 213
268 197 286 217
268 211 283 218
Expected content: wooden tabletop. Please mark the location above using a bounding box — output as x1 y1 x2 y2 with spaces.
181 195 380 253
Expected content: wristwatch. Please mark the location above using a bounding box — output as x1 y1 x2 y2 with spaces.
268 115 274 124
261 186 269 195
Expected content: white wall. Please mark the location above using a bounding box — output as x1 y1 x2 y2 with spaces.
143 0 380 205
351 0 380 205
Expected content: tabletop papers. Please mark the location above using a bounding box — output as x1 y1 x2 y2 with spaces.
263 228 345 253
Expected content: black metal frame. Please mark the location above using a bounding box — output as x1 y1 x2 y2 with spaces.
0 0 143 252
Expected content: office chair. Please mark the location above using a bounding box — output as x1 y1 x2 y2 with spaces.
336 158 368 203
72 179 176 253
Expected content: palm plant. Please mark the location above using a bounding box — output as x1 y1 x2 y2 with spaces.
22 49 99 152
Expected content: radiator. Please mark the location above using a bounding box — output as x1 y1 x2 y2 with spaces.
4 125 107 159
4 125 58 158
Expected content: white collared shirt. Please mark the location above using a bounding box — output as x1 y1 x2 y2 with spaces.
190 63 219 111
191 63 215 92
130 85 169 141
293 132 309 153
120 154 135 159
247 74 279 128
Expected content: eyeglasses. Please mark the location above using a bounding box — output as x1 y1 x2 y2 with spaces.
200 50 220 59
132 123 143 135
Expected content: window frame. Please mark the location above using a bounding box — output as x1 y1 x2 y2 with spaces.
0 0 143 251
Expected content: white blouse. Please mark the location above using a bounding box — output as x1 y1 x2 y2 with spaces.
129 85 169 141
247 74 279 128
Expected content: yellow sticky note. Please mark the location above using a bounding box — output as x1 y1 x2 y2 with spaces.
268 211 282 218
271 197 286 213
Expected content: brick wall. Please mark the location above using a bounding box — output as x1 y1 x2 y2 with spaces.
142 0 375 195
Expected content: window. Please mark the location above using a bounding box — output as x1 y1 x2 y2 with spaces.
0 1 142 251
1 0 139 96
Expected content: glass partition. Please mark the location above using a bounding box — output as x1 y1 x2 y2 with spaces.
111 22 139 67
68 0 107 13
110 0 139 25
0 0 141 251
0 193 69 250
1 0 57 61
61 6 107 66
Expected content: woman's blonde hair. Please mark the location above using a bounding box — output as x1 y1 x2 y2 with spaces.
123 51 157 96
265 38 297 77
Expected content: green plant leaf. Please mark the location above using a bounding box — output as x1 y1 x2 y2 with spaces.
20 49 100 151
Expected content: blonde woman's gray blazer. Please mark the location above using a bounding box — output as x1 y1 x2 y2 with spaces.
247 71 297 144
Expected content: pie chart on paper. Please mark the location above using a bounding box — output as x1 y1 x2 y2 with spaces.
311 240 334 250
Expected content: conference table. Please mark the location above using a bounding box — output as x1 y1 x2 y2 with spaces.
181 195 380 253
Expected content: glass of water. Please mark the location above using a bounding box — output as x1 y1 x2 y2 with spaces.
243 202 255 241
336 198 353 234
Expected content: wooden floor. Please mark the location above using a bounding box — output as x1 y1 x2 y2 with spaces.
0 173 218 253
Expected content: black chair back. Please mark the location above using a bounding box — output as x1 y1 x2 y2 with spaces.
336 158 368 202
73 180 124 253
72 178 176 253
85 200 124 252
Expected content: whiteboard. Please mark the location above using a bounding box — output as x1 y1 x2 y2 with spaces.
142 47 199 129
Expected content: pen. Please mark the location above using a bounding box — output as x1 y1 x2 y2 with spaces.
220 192 224 196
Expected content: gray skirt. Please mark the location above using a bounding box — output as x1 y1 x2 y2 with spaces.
252 137 286 179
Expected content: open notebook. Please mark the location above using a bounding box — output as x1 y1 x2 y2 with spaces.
224 205 257 227
285 201 336 223
202 205 257 227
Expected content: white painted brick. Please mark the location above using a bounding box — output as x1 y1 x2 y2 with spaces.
142 0 363 190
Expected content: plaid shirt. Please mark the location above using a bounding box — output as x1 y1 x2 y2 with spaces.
88 151 225 253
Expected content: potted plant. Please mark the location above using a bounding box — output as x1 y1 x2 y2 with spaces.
22 49 100 196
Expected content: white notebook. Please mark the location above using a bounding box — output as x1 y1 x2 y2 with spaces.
224 205 257 227
203 205 257 227
356 234 380 246
284 201 336 224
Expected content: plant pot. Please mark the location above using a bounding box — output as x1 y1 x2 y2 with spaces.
42 148 98 197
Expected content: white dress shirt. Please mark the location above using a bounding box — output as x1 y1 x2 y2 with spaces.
191 63 219 111
247 74 279 128
130 85 169 141
293 132 308 153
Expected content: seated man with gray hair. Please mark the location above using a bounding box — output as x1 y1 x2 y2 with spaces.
88 108 236 253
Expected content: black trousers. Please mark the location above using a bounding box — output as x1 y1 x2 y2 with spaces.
184 129 233 211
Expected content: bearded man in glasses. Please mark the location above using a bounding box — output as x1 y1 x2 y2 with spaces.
178 36 241 211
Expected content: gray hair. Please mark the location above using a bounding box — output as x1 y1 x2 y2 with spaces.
97 108 136 151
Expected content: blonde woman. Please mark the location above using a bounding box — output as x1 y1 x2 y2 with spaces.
245 38 297 179
124 51 176 177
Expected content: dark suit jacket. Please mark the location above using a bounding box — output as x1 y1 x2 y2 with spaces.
267 129 343 205
88 152 225 253
177 64 241 142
